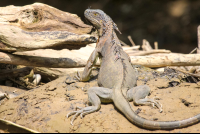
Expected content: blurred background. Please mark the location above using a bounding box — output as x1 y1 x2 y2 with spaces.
1 0 200 53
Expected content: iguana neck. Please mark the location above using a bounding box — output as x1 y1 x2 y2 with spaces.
97 24 121 56
98 22 113 37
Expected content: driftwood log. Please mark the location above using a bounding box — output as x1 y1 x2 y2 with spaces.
130 54 200 67
0 3 97 51
0 44 200 68
0 45 95 68
126 49 171 56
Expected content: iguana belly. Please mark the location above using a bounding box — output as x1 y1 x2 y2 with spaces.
97 51 137 89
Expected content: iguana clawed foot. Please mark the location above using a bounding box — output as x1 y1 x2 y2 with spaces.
149 97 163 113
66 107 83 125
74 71 91 82
67 105 98 125
134 96 163 113
74 71 81 81
128 85 163 113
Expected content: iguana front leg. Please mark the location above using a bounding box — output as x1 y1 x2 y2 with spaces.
126 85 163 112
75 49 99 82
67 87 113 125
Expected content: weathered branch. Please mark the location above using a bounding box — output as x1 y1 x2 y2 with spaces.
127 36 136 46
154 42 158 49
126 49 171 56
130 54 200 67
0 3 97 51
142 39 153 51
168 67 200 78
122 46 140 51
0 24 97 51
0 51 87 68
1 49 200 68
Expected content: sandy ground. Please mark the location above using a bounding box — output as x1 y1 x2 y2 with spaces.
0 70 200 133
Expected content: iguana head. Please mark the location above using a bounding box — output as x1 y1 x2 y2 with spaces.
84 9 121 36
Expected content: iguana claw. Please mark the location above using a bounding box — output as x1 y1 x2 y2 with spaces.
67 108 84 125
67 106 85 124
67 104 99 125
141 96 163 113
74 71 81 81
153 96 163 113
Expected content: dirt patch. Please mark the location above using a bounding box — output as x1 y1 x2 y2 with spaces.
0 70 200 133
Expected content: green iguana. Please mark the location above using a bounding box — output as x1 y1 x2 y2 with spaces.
67 9 200 130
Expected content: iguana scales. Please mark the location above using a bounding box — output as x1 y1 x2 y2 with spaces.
67 9 200 130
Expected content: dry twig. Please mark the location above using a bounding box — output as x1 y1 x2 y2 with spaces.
169 67 200 78
154 42 158 49
127 35 136 46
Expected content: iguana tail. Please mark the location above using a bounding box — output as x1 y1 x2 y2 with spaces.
113 88 200 130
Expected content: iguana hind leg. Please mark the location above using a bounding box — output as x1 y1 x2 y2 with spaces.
67 87 113 125
126 85 162 112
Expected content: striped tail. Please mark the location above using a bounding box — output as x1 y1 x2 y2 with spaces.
112 88 200 130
